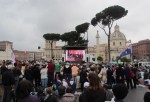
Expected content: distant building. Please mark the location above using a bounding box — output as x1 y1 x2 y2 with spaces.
44 40 64 61
14 50 44 61
0 41 44 61
0 41 12 61
132 39 150 61
0 41 13 51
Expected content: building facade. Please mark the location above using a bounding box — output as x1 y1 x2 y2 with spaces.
44 40 64 61
14 50 44 61
110 24 127 61
0 41 13 51
0 41 44 61
0 41 13 61
132 39 150 61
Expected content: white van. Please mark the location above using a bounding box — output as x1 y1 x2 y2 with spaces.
138 62 150 67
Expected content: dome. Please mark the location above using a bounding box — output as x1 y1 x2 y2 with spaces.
110 24 126 41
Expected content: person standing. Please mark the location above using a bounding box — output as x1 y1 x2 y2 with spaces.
131 64 138 89
32 62 41 87
107 67 114 85
116 64 125 84
2 65 15 102
63 63 72 81
71 63 79 83
47 60 55 86
40 64 48 90
79 67 88 92
98 65 108 85
124 64 133 89
55 62 61 81
24 63 33 83
1 61 8 76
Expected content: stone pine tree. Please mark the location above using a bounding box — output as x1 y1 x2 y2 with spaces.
43 33 60 59
61 31 80 46
91 5 128 62
75 22 90 52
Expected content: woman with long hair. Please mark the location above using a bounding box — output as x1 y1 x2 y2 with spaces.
79 73 106 102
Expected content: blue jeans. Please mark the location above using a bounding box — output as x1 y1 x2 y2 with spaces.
41 78 48 88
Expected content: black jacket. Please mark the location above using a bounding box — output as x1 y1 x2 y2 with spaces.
1 65 8 75
80 69 88 83
24 67 33 81
124 67 131 79
63 66 71 75
2 70 15 86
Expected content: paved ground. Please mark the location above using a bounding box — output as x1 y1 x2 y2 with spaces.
0 84 149 102
124 85 149 102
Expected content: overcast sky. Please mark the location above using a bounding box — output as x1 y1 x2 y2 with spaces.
0 0 150 51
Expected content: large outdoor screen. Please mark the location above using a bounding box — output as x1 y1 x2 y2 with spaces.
66 50 85 61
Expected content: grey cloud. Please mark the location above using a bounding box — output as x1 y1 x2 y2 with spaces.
0 0 150 51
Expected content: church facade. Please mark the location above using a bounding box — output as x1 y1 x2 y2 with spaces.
110 24 127 61
94 24 128 62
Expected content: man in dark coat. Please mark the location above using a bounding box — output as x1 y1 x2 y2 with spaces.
32 63 41 87
107 67 114 85
116 64 125 84
2 65 15 102
80 67 88 92
1 61 8 75
124 64 133 89
24 64 33 83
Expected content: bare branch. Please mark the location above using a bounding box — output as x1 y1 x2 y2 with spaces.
98 24 108 36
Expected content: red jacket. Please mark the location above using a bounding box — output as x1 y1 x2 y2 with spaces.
47 62 55 73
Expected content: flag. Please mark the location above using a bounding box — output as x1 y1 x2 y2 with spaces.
118 44 132 60
11 48 16 65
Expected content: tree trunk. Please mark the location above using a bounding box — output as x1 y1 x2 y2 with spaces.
108 34 111 63
50 42 53 60
87 31 88 54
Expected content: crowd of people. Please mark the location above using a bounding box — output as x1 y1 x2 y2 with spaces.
0 59 150 102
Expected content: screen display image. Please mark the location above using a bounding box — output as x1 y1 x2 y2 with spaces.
66 50 85 61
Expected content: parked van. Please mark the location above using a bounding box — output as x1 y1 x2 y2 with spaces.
138 62 150 67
